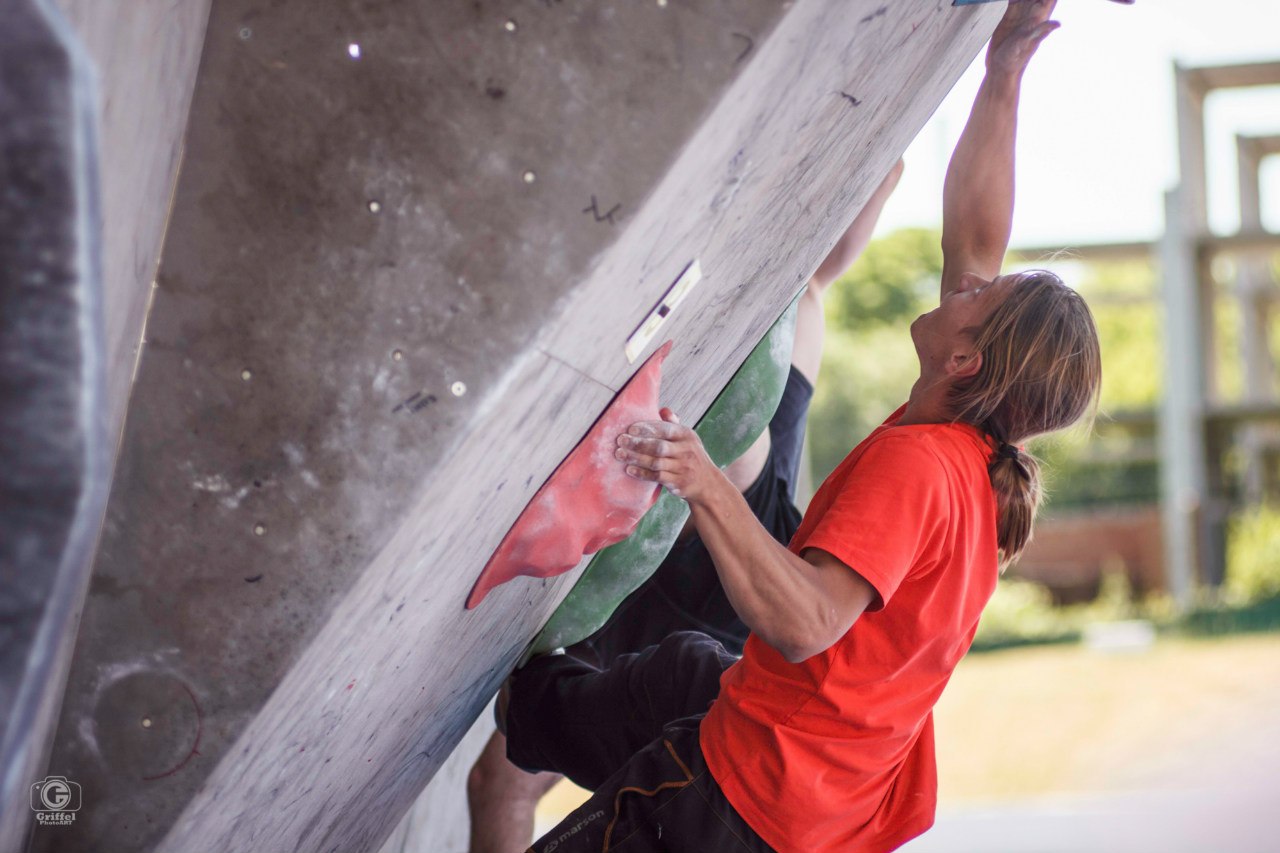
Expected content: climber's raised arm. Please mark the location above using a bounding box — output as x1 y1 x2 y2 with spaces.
940 0 1059 300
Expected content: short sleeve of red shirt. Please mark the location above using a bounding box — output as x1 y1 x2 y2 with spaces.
797 434 949 610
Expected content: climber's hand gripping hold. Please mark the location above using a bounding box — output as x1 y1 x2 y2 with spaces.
615 409 717 503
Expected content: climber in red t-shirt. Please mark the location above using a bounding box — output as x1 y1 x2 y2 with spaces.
504 2 1104 851
467 130 904 853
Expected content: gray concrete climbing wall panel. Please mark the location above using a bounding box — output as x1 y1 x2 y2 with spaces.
32 1 1002 852
36 1 787 850
0 1 106 849
51 0 212 440
2 0 207 848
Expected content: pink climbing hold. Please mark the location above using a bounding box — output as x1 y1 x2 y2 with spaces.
466 342 672 609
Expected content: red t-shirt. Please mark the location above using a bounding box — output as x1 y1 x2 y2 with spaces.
700 407 999 852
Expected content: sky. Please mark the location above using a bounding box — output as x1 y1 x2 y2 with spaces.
876 0 1280 250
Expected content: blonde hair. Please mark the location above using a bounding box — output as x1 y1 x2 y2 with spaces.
947 270 1101 566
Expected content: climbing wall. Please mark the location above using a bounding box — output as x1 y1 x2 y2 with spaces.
21 1 1003 851
0 3 105 849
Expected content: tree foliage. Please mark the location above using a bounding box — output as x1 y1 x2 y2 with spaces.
809 230 1165 506
807 228 944 483
825 227 942 331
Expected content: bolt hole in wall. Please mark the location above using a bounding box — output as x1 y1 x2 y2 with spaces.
347 42 361 59
450 381 466 397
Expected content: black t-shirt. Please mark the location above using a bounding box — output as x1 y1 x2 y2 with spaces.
578 366 814 662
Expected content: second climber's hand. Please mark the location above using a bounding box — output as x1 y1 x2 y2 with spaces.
987 0 1059 78
617 408 720 503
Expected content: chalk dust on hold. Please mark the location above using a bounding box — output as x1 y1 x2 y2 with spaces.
465 342 670 608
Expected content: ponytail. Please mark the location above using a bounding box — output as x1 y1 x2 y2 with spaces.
987 437 1041 567
947 270 1101 569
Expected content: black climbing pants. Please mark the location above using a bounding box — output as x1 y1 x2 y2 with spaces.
505 631 776 853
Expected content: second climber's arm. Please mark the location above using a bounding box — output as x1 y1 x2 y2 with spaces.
728 157 904 483
810 158 905 295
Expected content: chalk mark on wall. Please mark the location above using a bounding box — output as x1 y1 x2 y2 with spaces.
393 391 438 414
898 20 924 48
582 195 621 225
859 6 888 24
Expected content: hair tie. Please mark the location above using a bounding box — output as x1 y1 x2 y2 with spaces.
997 442 1020 461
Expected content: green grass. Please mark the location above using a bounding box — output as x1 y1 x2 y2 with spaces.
935 632 1280 803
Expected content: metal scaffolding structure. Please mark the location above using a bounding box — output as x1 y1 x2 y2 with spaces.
1163 60 1280 606
1019 60 1280 610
